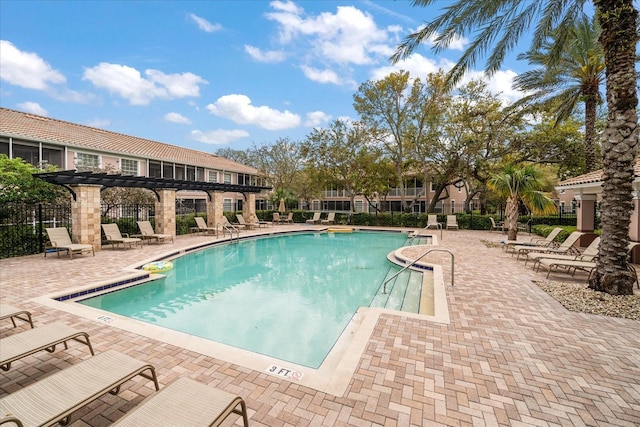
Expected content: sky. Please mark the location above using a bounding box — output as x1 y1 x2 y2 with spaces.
1 0 542 153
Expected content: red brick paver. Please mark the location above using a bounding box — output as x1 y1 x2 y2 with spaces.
1 228 639 426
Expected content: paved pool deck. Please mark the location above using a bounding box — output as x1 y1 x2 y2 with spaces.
1 226 639 426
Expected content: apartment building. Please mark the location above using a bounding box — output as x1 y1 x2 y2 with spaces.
0 108 266 211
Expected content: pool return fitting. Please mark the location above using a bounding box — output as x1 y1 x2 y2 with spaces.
383 248 455 294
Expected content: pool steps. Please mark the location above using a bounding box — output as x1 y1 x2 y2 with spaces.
370 269 422 313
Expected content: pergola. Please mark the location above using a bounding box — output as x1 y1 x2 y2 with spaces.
33 170 272 251
34 170 270 201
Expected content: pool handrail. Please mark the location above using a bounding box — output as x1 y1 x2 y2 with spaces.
383 248 454 293
217 222 240 241
409 222 442 242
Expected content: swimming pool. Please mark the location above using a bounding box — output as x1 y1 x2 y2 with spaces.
78 231 410 368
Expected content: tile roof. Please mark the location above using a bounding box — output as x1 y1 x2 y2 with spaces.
0 108 257 174
557 158 640 187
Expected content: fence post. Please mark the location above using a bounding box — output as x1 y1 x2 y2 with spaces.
38 203 43 253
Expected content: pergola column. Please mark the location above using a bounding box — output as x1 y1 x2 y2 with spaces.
70 184 102 251
206 190 223 228
155 188 176 237
243 193 257 222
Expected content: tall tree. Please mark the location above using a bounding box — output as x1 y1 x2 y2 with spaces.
488 163 557 241
302 120 382 212
353 71 418 212
512 15 605 173
392 0 639 295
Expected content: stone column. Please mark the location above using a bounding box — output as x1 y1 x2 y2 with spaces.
243 193 257 222
154 188 176 237
209 191 225 225
70 184 102 250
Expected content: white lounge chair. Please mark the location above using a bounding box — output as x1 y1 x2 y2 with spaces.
0 322 94 371
306 212 322 224
504 227 563 253
446 215 459 230
236 214 256 229
515 231 585 260
426 215 441 230
45 227 94 259
101 223 141 249
525 236 600 268
0 350 159 427
194 216 217 235
136 220 174 244
321 212 334 225
112 377 249 427
0 304 34 329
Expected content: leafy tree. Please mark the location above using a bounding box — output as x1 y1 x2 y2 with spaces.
512 15 605 173
252 137 303 203
488 163 557 240
215 147 255 167
0 155 66 203
353 71 419 212
392 0 639 296
302 120 382 212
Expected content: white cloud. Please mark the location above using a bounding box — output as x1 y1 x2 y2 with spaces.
86 118 111 128
16 101 48 116
164 112 192 124
244 45 286 63
304 111 332 127
300 65 341 85
206 94 301 130
463 69 523 105
188 13 222 33
191 129 250 145
0 40 66 90
82 63 207 105
370 53 454 81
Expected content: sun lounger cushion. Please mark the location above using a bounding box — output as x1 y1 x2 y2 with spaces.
112 377 249 427
0 322 94 371
0 349 159 427
0 304 34 329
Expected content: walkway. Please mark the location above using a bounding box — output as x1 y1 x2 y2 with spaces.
1 227 639 426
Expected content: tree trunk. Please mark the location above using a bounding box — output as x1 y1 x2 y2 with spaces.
583 86 599 173
505 196 519 241
589 0 639 296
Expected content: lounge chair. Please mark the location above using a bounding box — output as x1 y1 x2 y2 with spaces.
0 322 94 371
537 242 640 288
101 223 141 249
321 212 334 225
446 215 459 230
45 227 95 259
426 215 441 230
525 236 600 267
306 212 322 224
194 216 217 235
236 214 256 229
515 231 585 260
221 216 245 230
0 349 159 427
112 377 249 427
489 217 505 232
282 212 294 224
0 304 34 329
504 227 563 253
272 212 282 224
136 220 174 244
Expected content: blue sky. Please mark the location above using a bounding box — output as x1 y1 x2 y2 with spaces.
2 0 539 152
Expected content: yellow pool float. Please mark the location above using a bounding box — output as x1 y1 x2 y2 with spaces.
142 261 173 273
327 228 353 233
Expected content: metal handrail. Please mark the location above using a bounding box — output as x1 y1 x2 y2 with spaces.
409 222 443 242
383 248 455 293
217 222 239 241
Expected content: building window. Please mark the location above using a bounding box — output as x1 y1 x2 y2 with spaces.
120 159 138 175
12 143 40 166
149 161 161 178
223 198 233 212
208 171 218 183
430 182 436 192
186 166 196 181
451 200 455 213
42 147 63 168
223 173 232 184
163 162 174 179
75 152 99 171
355 200 363 213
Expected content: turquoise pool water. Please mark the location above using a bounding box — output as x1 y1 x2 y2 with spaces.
79 231 408 368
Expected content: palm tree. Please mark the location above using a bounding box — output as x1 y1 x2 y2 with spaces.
392 0 638 295
488 164 557 241
512 15 604 173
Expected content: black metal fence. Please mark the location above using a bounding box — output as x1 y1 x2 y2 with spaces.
0 203 71 259
101 203 155 236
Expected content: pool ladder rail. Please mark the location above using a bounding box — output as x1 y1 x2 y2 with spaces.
217 222 240 241
409 222 442 243
383 248 454 294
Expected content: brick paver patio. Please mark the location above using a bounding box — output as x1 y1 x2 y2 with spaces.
1 227 639 426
